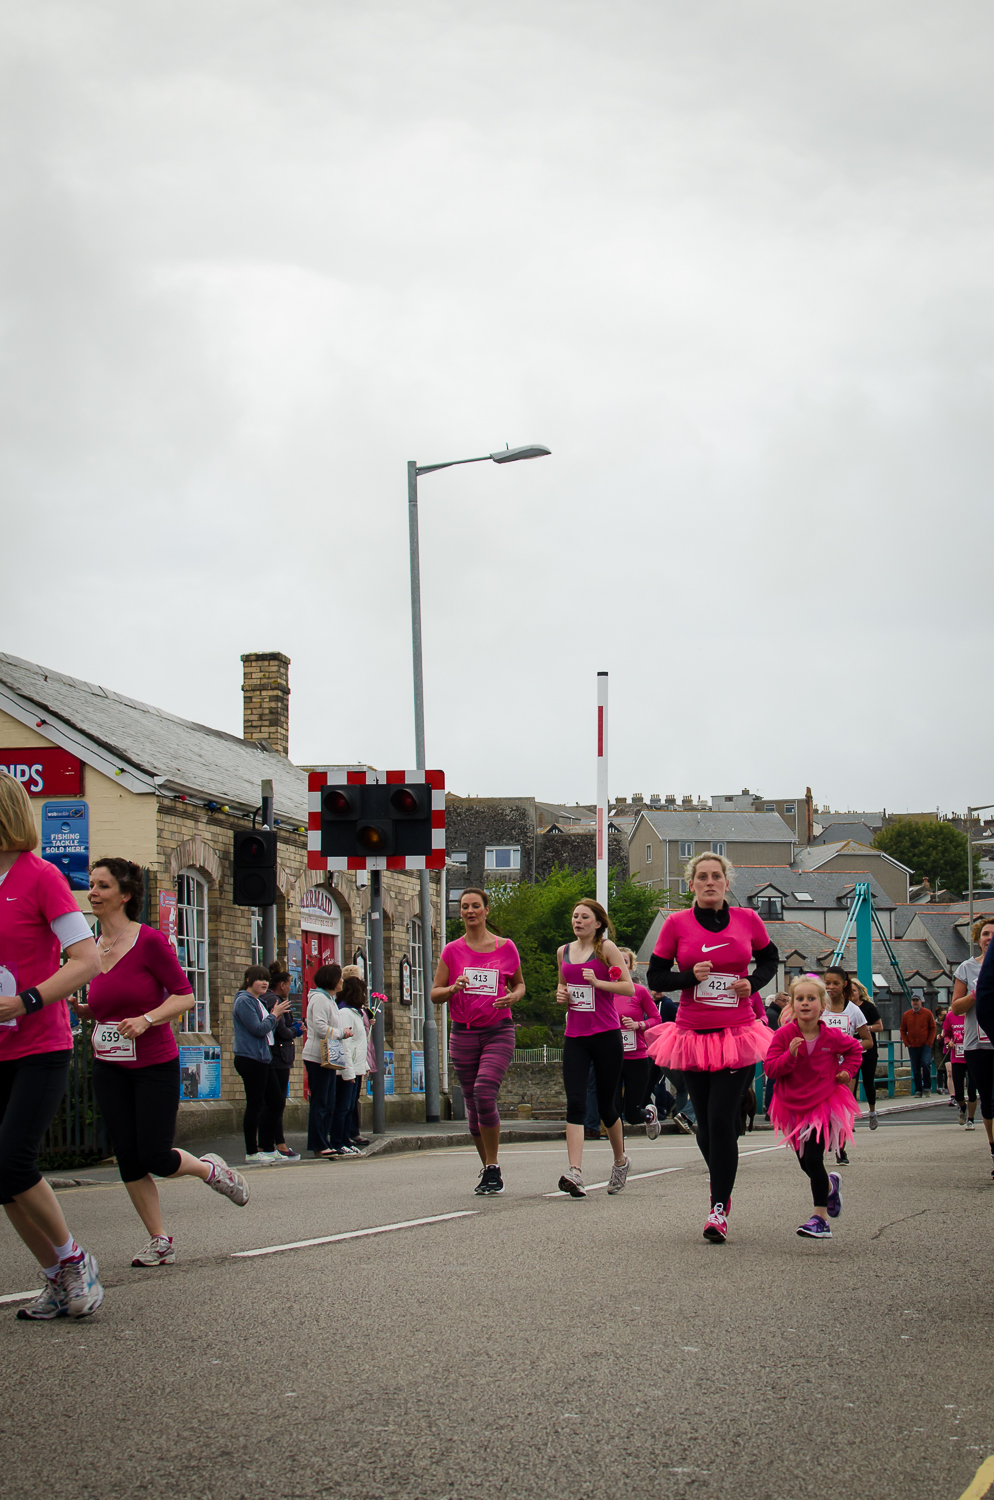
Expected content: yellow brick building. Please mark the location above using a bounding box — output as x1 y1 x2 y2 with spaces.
0 651 444 1128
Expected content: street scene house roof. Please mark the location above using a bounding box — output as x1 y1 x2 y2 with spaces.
793 839 914 875
633 809 796 842
899 911 972 967
810 821 879 846
0 653 309 821
728 866 895 911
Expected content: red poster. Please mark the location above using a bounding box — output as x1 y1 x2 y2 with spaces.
158 891 178 954
0 747 83 797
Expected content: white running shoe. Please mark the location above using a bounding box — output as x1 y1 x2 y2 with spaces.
131 1235 175 1267
15 1278 68 1321
607 1154 630 1194
59 1251 104 1318
201 1153 249 1206
644 1103 661 1140
244 1151 280 1165
558 1167 586 1197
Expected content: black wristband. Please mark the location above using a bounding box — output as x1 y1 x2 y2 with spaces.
19 987 45 1014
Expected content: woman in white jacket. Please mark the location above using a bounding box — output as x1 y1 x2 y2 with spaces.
302 964 352 1159
327 974 367 1156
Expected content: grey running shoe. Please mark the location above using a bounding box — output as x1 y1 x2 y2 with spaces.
607 1154 630 1194
868 1112 879 1130
673 1112 694 1135
201 1153 250 1207
644 1103 661 1140
59 1251 104 1318
958 1107 967 1126
16 1278 68 1321
558 1167 586 1197
966 1118 976 1131
131 1235 175 1267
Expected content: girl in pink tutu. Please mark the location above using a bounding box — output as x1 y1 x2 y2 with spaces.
646 853 779 1244
764 975 863 1239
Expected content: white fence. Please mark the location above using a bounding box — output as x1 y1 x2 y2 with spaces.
512 1047 564 1064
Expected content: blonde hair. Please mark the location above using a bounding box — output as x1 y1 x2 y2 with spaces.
684 850 735 900
341 964 363 980
781 972 828 1026
851 978 871 1008
972 915 994 944
0 771 38 852
619 947 637 971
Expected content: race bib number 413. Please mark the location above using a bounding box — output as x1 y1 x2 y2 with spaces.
462 967 499 996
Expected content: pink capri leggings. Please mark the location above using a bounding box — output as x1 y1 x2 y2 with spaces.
448 1020 516 1134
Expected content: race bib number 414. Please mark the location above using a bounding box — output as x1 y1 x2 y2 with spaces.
568 984 595 1012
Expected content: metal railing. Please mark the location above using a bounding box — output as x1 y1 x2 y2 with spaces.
513 1047 564 1064
39 1020 109 1169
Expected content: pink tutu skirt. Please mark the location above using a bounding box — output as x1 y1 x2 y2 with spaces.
769 1083 861 1155
644 1019 772 1073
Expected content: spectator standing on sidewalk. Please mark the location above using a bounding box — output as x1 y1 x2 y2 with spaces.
265 963 300 1161
900 995 936 1099
233 966 292 1165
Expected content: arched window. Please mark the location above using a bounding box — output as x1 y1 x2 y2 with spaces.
409 916 425 1047
176 869 210 1031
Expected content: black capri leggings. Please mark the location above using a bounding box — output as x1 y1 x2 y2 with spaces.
855 1047 877 1111
952 1061 977 1105
964 1050 994 1121
0 1049 72 1203
615 1057 652 1127
93 1057 182 1183
685 1066 753 1211
234 1054 284 1153
563 1031 624 1128
796 1134 831 1208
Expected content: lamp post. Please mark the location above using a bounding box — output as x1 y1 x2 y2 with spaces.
408 444 551 1120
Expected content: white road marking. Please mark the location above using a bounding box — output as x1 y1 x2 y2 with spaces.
231 1210 478 1258
0 1290 38 1305
544 1166 684 1197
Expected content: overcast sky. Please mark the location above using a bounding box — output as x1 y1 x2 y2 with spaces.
3 1 992 815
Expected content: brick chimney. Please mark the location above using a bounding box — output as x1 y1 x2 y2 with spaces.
241 652 291 758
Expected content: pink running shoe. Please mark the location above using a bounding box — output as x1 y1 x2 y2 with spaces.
703 1204 728 1244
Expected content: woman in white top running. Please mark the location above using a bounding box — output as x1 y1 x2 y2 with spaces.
823 967 872 1165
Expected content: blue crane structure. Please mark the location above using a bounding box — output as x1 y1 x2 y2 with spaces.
828 880 913 1001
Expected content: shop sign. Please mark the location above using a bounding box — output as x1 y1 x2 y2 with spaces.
0 746 83 797
40 800 89 891
158 891 178 954
301 887 341 934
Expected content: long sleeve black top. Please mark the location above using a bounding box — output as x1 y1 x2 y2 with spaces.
646 903 779 997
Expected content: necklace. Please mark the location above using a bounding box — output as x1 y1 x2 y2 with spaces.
98 925 131 957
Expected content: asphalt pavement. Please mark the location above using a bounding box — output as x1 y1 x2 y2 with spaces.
4 1105 993 1500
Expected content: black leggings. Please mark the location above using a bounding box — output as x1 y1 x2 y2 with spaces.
615 1057 652 1126
93 1058 182 1183
855 1047 877 1111
234 1055 283 1153
796 1135 830 1208
964 1050 994 1122
0 1049 72 1203
271 1062 291 1145
563 1031 624 1128
685 1067 753 1210
952 1061 977 1105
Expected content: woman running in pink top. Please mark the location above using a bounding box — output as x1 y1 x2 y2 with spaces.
432 888 525 1196
614 948 663 1140
556 899 634 1198
764 974 863 1239
646 853 778 1243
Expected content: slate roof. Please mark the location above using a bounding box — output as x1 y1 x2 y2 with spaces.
0 653 309 821
811 822 878 846
633 809 795 842
794 840 914 875
729 866 895 911
899 911 972 967
894 901 994 937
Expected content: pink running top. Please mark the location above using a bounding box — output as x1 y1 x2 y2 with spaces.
652 906 771 1030
615 983 663 1059
764 1019 863 1115
0 852 81 1061
440 935 521 1028
561 946 622 1038
86 926 192 1068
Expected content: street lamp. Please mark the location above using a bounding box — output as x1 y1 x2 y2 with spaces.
408 443 551 1120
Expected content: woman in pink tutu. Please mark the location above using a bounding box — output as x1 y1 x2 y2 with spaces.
765 975 863 1239
646 853 778 1244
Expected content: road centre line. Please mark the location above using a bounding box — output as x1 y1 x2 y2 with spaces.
0 1290 39 1305
231 1210 478 1258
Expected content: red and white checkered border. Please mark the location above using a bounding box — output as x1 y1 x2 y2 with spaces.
307 768 445 871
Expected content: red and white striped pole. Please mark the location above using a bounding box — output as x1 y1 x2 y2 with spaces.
596 671 608 911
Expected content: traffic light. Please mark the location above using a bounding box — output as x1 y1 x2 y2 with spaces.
232 828 278 905
320 782 432 861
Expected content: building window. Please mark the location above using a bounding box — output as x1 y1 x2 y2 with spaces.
409 917 425 1047
250 907 263 967
485 846 520 871
787 965 803 979
711 842 725 857
679 841 693 858
176 870 209 1032
645 844 652 864
784 803 795 815
757 896 783 920
448 887 464 907
678 879 688 894
449 852 468 864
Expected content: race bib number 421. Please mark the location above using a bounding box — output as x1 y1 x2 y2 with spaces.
694 973 740 1006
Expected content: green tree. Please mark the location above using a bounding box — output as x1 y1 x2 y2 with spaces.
447 868 665 1045
873 820 980 896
